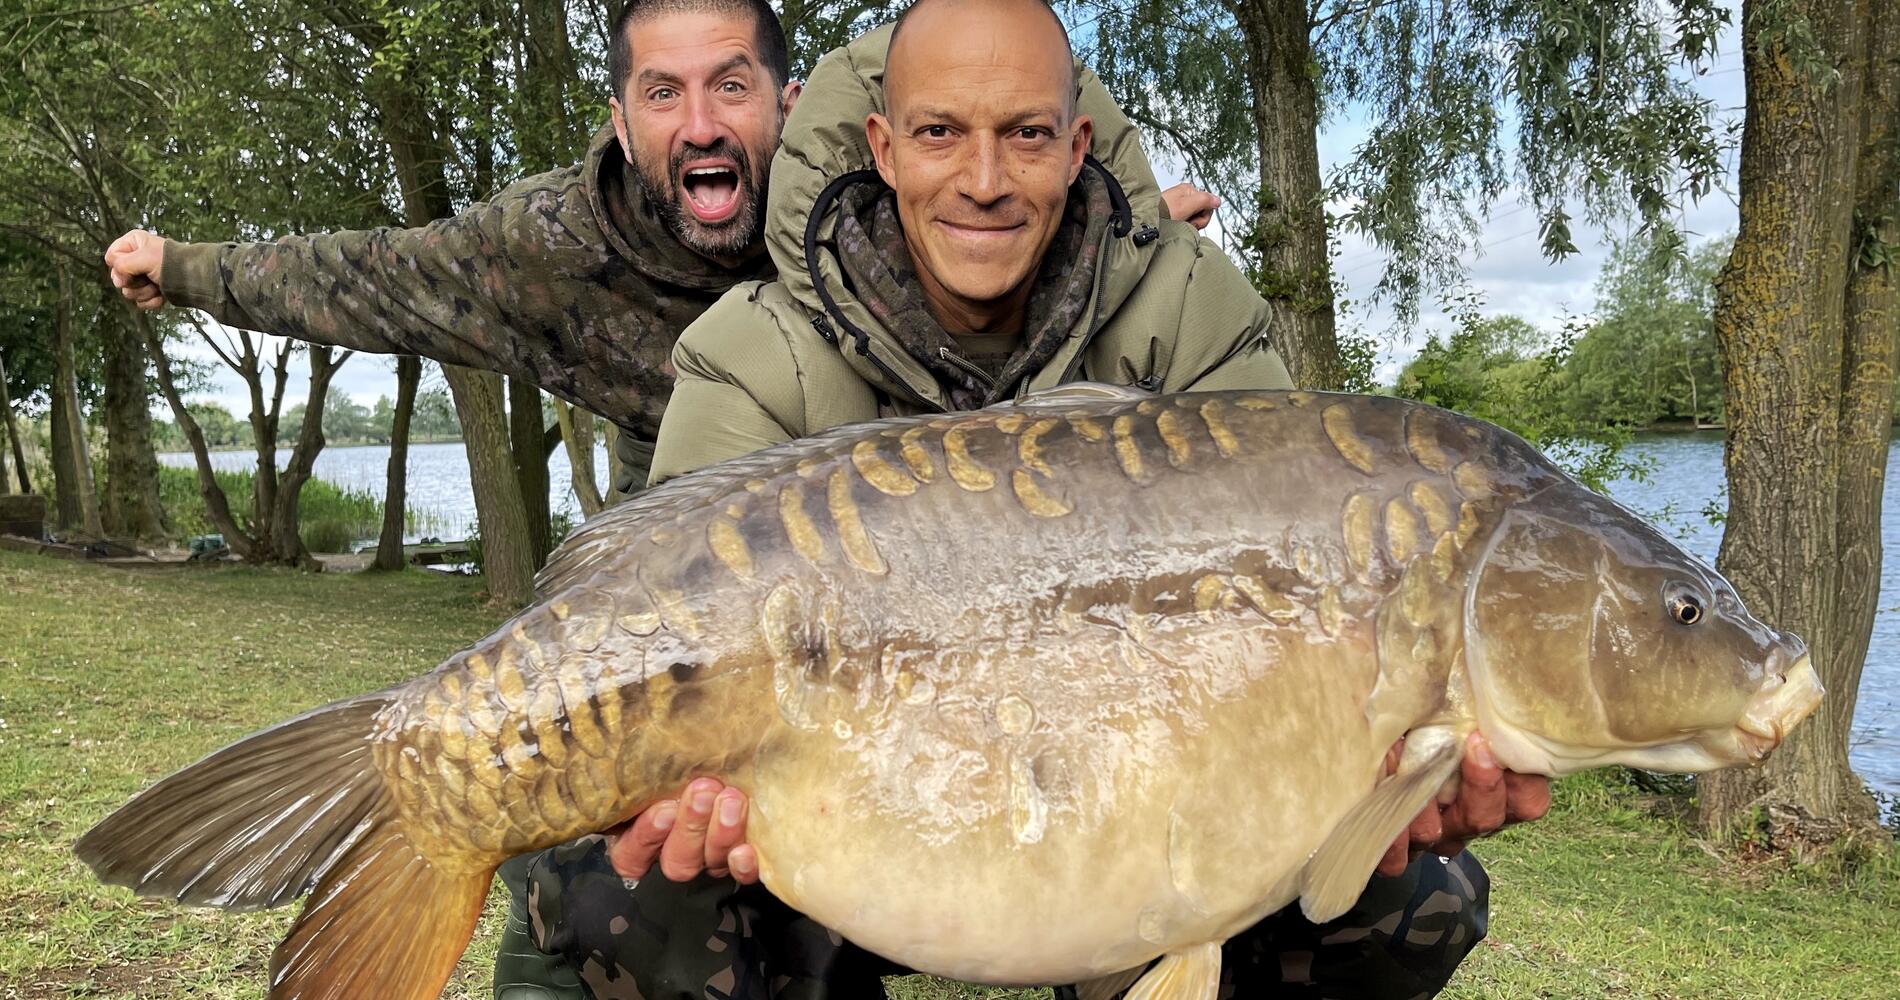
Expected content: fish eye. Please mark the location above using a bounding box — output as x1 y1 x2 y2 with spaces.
1670 594 1704 626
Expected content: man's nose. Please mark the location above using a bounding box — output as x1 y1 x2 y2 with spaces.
680 91 723 149
957 138 1010 206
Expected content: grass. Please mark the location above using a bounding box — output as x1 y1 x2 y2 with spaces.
1 549 1894 999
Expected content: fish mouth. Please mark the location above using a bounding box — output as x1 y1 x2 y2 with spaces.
1733 653 1824 762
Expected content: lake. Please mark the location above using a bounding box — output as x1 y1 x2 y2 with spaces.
158 433 1898 799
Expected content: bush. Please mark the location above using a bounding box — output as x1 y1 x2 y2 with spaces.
156 465 438 552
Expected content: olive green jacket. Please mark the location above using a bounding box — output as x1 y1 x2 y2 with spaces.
650 24 1291 484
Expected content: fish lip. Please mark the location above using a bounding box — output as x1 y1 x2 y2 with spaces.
1734 653 1823 759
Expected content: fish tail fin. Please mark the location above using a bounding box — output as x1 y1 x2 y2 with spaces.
267 824 491 1000
75 694 395 909
75 691 492 999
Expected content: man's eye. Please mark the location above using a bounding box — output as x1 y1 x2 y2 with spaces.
719 80 746 94
920 126 952 139
649 88 677 102
1016 127 1049 140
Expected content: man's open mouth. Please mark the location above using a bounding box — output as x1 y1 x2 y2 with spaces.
680 163 742 224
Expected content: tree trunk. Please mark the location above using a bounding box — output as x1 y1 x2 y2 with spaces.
138 312 259 558
99 302 166 539
553 399 605 519
1233 0 1339 390
366 33 537 605
450 366 538 604
245 339 286 543
266 347 346 570
519 0 589 171
0 353 29 493
49 381 78 522
601 420 628 500
1700 0 1890 838
53 264 102 535
510 377 554 565
374 356 422 571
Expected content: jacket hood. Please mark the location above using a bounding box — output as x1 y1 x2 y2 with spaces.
764 23 1169 408
585 123 775 292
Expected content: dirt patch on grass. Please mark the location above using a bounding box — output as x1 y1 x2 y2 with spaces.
5 955 187 999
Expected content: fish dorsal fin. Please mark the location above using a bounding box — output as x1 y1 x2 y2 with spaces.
1111 943 1222 1000
1074 964 1150 1000
1010 381 1153 411
1299 724 1467 924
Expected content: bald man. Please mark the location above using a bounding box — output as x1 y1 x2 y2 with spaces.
527 3 1544 997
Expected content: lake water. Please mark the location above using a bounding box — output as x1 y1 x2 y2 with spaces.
158 434 1898 798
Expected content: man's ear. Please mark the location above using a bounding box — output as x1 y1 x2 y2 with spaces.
780 81 803 118
1068 114 1093 183
609 98 635 164
866 112 898 189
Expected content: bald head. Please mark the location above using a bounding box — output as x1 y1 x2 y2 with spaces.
863 0 1094 338
883 0 1078 119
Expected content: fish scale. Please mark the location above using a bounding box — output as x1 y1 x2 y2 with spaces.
77 385 1823 1000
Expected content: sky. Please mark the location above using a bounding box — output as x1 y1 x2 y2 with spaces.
169 3 1748 416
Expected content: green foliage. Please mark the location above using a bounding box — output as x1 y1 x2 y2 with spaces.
1559 234 1730 428
1068 0 1729 321
151 402 250 452
412 385 465 441
155 464 436 552
1393 298 1650 491
270 382 464 447
281 386 379 447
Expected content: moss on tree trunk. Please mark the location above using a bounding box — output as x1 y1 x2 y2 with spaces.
1702 0 1895 839
1234 0 1340 390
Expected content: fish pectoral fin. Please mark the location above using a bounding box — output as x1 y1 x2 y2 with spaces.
1114 942 1222 1000
1074 964 1150 1000
1298 724 1467 924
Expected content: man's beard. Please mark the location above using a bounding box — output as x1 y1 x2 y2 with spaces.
634 136 769 260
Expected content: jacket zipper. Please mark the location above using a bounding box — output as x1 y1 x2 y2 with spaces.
938 347 998 390
1057 220 1118 385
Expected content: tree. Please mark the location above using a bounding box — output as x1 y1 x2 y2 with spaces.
373 355 421 571
144 313 353 567
0 350 29 492
1700 0 1896 839
1394 305 1646 490
1072 0 1729 389
0 2 190 539
553 398 606 518
411 386 462 441
1563 235 1730 427
320 386 376 444
52 263 101 534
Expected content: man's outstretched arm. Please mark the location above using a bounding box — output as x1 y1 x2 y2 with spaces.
105 210 525 377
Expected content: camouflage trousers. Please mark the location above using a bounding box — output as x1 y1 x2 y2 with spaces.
520 837 1488 1000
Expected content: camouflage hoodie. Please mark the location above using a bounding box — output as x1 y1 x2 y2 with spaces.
158 125 772 490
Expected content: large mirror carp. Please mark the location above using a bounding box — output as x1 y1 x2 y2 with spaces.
76 385 1823 1000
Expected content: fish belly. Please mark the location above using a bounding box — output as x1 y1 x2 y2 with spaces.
740 633 1389 984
